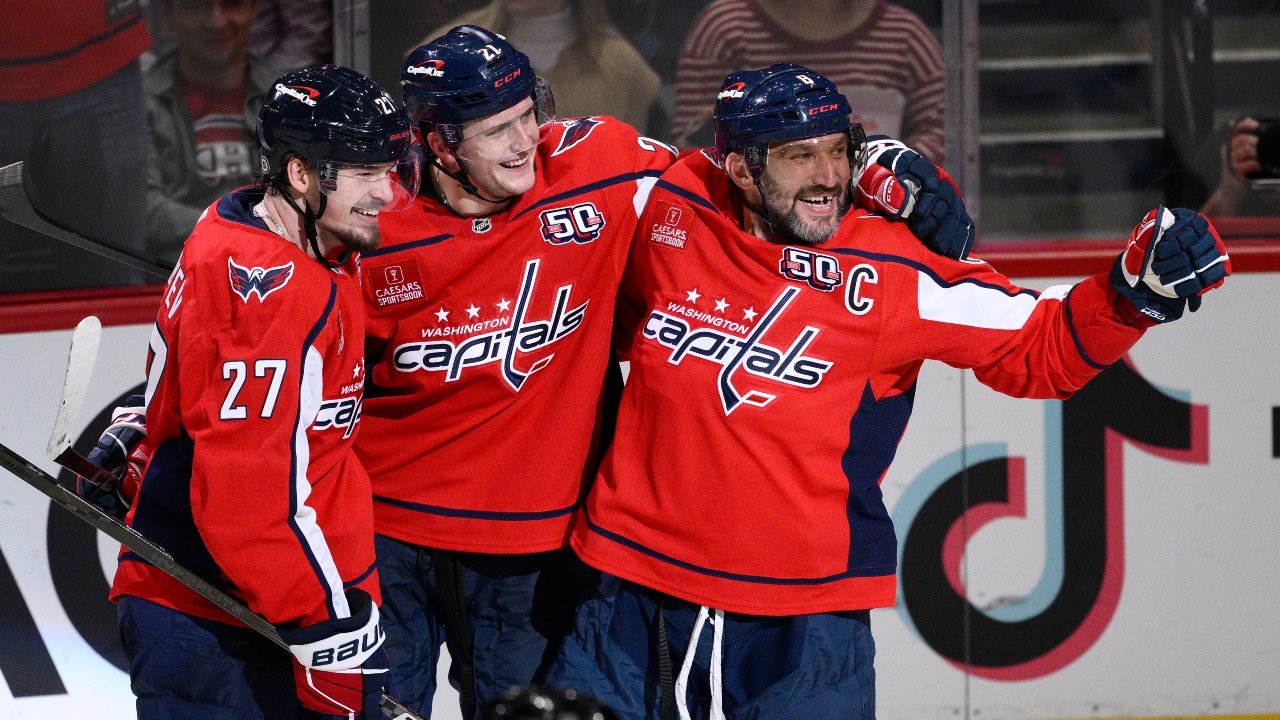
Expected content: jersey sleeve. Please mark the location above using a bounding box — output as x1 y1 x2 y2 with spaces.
877 249 1150 399
174 257 351 626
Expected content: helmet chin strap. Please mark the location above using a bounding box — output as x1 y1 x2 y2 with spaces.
429 154 516 211
273 178 348 269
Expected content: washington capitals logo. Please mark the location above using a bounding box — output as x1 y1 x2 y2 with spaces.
228 257 294 303
552 117 603 157
642 287 833 415
391 259 586 392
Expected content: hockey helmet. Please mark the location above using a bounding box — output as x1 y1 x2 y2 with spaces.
257 64 421 212
482 685 619 720
713 63 865 176
402 25 555 148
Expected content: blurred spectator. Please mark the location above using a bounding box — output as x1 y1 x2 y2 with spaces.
673 0 945 161
0 1 151 291
144 0 331 73
1202 117 1280 217
145 0 275 261
246 0 333 71
604 0 715 140
423 0 661 133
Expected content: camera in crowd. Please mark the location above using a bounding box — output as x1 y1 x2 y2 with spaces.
1249 118 1280 179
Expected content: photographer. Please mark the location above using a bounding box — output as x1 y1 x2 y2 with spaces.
1202 116 1280 216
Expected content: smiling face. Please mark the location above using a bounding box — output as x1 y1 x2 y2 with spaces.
316 162 404 253
165 0 255 73
446 97 541 200
755 133 852 245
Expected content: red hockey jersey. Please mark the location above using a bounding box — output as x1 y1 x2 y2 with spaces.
357 117 677 553
572 149 1153 616
110 188 379 628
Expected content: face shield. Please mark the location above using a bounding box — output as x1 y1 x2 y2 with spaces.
445 79 556 164
317 142 424 214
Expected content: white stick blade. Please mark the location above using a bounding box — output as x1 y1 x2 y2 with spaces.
46 316 102 459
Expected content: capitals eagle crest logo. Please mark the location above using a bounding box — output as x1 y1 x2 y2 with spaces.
228 257 294 303
552 117 603 157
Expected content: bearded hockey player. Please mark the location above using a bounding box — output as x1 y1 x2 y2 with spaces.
357 27 977 719
106 64 421 719
546 63 1231 720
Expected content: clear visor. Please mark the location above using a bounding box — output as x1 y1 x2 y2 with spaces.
447 78 556 164
757 131 860 185
318 144 423 213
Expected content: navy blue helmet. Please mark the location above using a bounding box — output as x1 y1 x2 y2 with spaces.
713 63 864 176
402 25 554 146
258 64 417 180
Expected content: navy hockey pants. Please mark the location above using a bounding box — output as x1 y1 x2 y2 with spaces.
544 573 876 720
375 534 589 719
118 594 329 720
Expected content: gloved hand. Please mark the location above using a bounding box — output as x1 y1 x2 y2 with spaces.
278 588 389 719
856 136 975 260
77 394 148 519
1111 206 1231 323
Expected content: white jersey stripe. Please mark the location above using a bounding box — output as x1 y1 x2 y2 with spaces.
292 344 351 619
918 273 1071 330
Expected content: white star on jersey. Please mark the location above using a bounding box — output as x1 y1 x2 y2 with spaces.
466 304 481 318
743 306 757 321
686 288 701 303
496 298 511 312
714 298 729 313
435 307 450 322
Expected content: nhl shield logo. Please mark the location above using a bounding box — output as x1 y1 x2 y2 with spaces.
473 217 492 233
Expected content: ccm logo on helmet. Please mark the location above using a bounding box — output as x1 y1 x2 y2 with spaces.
812 104 841 114
406 60 445 77
718 82 746 100
276 84 318 106
494 68 523 88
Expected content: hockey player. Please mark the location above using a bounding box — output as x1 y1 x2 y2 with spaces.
354 26 674 719
104 65 421 719
356 27 974 719
545 64 1231 719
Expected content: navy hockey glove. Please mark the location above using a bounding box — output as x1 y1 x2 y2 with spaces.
1111 206 1232 323
858 136 975 260
279 588 389 719
77 394 148 519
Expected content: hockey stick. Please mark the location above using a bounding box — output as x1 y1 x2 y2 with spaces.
0 442 426 720
44 315 122 492
0 161 173 278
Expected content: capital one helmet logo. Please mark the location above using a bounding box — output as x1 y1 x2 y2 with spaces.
276 83 318 106
718 81 746 100
406 60 445 77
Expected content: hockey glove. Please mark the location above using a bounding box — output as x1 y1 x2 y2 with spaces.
857 136 975 260
77 394 148 519
1111 206 1232 323
278 588 389 719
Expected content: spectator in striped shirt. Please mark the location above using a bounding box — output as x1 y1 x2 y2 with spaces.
673 0 945 162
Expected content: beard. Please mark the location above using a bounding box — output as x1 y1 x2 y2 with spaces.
320 207 382 254
759 179 850 246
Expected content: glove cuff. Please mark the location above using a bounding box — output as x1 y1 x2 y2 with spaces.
280 589 383 671
1109 255 1185 323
